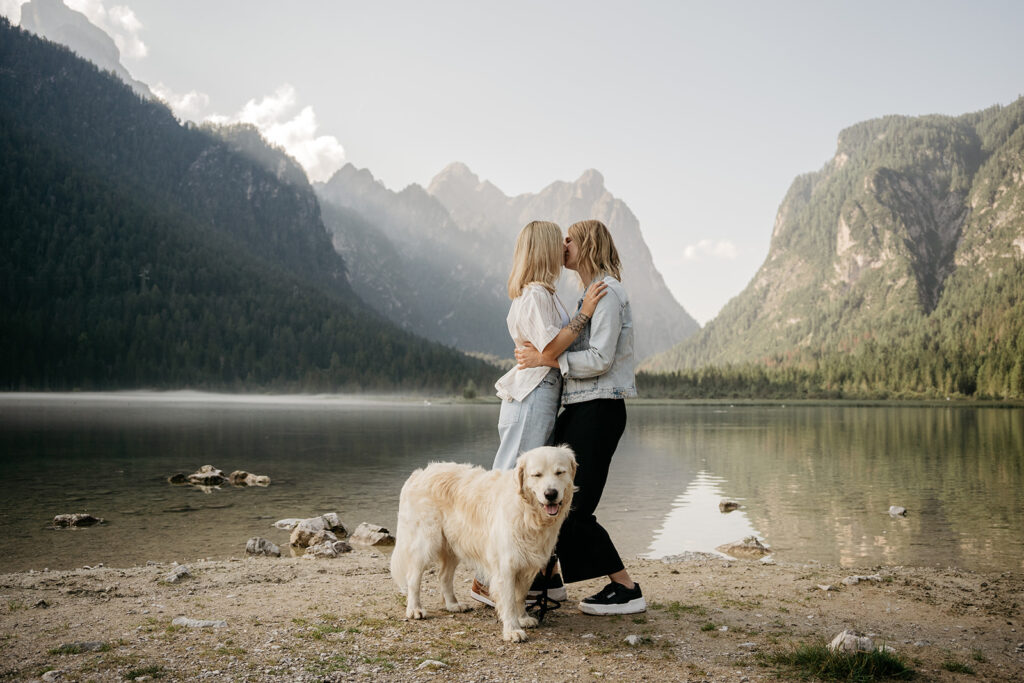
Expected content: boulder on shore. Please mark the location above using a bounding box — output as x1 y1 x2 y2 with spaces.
52 514 103 528
289 513 348 548
229 470 271 487
349 522 396 546
716 536 770 559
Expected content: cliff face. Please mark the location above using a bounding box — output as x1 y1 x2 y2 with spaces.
646 100 1024 372
426 165 700 360
318 163 699 360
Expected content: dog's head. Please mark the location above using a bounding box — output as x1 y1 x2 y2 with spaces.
515 445 577 521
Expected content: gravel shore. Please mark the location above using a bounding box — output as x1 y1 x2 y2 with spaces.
1 551 1021 681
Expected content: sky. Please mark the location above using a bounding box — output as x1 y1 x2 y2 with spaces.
4 1 1023 324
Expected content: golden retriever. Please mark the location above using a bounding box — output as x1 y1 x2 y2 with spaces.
390 445 576 642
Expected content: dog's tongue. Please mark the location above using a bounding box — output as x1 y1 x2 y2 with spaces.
544 504 560 516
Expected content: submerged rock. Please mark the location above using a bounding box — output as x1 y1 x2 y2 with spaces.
52 513 103 528
245 537 281 557
349 522 396 546
719 500 740 513
167 473 188 485
716 536 770 559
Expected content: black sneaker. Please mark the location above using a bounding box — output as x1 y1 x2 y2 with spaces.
579 581 646 615
527 572 567 601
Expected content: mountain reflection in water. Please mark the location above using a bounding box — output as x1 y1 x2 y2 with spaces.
0 394 1021 573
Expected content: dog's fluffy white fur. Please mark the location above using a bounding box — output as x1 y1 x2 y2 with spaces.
390 445 576 642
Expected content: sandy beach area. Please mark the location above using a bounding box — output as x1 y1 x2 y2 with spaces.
1 549 1021 682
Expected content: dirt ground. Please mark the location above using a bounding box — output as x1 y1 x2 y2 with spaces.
1 550 1022 682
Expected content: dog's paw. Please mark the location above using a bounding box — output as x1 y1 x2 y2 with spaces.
406 606 426 620
503 627 528 643
520 615 539 628
445 601 471 613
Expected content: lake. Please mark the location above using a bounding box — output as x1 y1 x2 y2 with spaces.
0 393 1021 574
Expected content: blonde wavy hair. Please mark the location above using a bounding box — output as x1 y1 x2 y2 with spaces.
507 221 564 299
568 219 622 283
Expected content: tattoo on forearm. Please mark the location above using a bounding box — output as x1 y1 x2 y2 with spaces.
568 312 591 335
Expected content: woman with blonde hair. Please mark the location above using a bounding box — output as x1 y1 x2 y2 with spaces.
469 220 606 608
515 219 645 616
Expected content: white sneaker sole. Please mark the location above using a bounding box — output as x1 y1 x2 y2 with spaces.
469 589 494 607
527 586 568 602
578 596 646 615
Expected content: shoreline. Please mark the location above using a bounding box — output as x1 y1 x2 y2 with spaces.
2 553 1021 681
2 390 1023 409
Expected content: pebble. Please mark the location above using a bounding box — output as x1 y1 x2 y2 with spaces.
623 635 641 646
417 659 448 670
163 565 191 583
172 617 227 628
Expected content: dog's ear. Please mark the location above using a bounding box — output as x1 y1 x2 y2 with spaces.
515 455 530 502
558 444 578 480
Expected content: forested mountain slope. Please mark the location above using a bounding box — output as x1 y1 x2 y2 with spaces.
644 101 1024 399
0 19 495 392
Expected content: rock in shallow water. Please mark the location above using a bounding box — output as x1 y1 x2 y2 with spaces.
245 537 280 557
716 536 770 558
52 513 103 528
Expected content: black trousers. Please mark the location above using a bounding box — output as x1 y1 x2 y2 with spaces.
553 399 627 583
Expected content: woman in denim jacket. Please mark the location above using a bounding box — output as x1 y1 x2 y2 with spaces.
516 219 645 616
470 220 606 608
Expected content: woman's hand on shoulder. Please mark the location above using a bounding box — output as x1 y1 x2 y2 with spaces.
580 280 608 316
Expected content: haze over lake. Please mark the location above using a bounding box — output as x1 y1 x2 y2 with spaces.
0 394 1021 574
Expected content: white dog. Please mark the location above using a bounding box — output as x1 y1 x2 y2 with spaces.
390 445 576 642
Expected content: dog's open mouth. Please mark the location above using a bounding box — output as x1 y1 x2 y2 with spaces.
544 503 561 516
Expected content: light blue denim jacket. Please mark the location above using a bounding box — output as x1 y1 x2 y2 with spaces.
557 275 637 404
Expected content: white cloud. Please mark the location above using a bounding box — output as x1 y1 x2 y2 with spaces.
151 82 211 121
208 85 346 183
65 0 147 59
682 239 738 261
0 0 27 22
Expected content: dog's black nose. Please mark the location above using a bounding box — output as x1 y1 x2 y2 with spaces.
544 488 559 502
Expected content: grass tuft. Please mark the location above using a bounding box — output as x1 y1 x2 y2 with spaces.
941 659 975 675
124 664 164 679
759 641 915 681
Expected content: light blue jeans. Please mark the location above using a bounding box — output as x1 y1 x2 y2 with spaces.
492 368 563 470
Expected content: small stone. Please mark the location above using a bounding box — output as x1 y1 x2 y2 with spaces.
303 540 352 558
163 565 191 583
842 574 883 586
41 670 66 682
828 629 875 654
348 522 396 546
245 537 281 557
289 513 348 548
738 642 758 650
817 584 835 591
759 556 776 565
33 599 50 608
417 659 447 670
719 500 740 513
889 506 907 516
172 616 227 628
716 536 770 559
580 633 596 639
624 635 641 646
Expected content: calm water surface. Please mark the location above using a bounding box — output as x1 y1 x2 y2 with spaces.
0 393 1021 573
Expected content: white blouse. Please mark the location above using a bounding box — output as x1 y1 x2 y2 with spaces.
494 283 570 402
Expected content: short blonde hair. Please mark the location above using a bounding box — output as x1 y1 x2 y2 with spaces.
568 219 622 282
507 221 563 299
